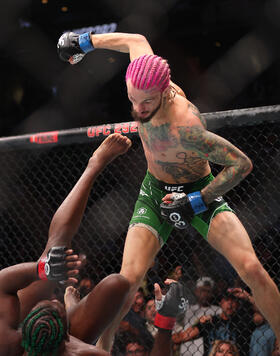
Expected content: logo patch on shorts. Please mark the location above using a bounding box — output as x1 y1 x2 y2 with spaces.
137 207 147 215
169 212 186 229
164 185 184 192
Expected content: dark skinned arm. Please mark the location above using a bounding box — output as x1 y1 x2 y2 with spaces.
19 154 100 319
0 262 38 328
150 329 172 356
46 158 103 250
1 249 79 327
150 280 192 356
150 325 200 356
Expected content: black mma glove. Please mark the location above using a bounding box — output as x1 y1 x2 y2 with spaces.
160 191 208 229
37 246 68 281
57 31 95 64
154 282 189 330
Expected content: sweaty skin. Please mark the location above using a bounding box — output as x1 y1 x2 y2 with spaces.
87 32 252 205
138 101 210 182
135 87 251 205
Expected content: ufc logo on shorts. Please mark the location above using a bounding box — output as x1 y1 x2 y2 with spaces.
164 185 184 192
169 212 186 228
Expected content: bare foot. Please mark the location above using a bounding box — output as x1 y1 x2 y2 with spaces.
88 133 132 171
64 286 80 313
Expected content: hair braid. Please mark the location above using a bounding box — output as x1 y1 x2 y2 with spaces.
21 305 66 356
126 54 170 92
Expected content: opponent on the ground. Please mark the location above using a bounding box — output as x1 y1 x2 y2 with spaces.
0 133 131 355
57 32 280 351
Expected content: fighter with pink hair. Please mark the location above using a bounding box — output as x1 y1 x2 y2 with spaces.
58 32 280 352
124 53 174 123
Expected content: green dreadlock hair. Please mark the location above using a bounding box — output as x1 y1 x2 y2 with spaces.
21 305 66 356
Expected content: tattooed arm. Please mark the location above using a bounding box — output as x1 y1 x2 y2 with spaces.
178 126 253 204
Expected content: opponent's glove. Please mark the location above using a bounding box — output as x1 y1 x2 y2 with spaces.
57 31 95 64
37 246 68 281
160 191 207 229
154 282 189 330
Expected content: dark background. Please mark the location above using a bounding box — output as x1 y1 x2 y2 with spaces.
0 0 280 137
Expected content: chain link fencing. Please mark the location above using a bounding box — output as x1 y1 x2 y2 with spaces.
0 106 280 355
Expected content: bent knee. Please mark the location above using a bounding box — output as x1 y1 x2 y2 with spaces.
106 273 130 288
101 274 130 297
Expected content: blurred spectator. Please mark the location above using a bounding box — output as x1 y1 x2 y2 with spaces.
51 283 65 304
113 277 189 356
172 288 255 356
78 276 94 299
173 276 221 356
118 288 154 349
112 332 151 356
167 265 183 282
249 309 276 356
144 298 157 338
125 336 150 356
132 287 145 317
209 340 240 356
272 339 280 356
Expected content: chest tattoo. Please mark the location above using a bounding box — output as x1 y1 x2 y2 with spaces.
139 122 178 151
156 152 205 182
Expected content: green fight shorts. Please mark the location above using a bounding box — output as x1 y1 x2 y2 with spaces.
129 171 234 246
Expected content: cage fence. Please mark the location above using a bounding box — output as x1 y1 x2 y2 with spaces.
0 105 280 355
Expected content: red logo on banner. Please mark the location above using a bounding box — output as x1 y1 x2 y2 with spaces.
87 125 112 137
30 131 59 144
114 122 138 134
87 122 138 138
130 122 138 133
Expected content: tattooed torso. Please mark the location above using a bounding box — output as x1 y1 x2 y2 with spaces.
137 92 251 202
138 98 211 183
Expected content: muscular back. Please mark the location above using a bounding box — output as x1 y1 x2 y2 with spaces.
138 92 211 183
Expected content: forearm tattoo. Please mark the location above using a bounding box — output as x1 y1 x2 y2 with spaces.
178 126 252 203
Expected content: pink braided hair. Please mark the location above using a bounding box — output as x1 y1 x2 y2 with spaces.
126 54 170 92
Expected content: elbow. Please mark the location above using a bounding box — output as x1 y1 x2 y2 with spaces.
125 34 149 53
132 33 149 45
243 157 253 177
237 155 253 178
133 33 147 41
